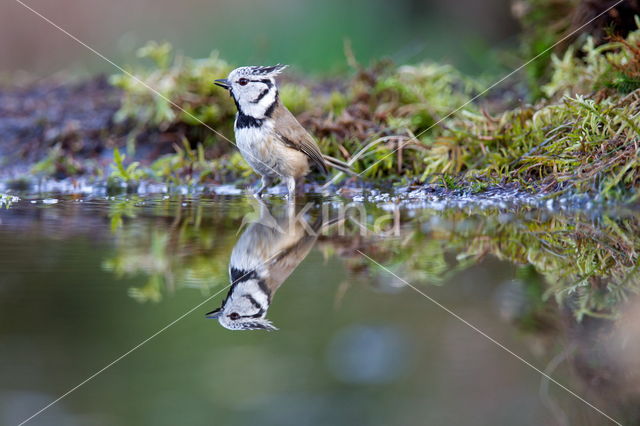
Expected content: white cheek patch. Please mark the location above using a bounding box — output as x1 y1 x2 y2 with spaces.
244 281 270 307
258 88 276 109
238 85 276 118
224 279 270 315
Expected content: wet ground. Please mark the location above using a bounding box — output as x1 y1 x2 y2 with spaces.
1 189 639 426
0 77 120 172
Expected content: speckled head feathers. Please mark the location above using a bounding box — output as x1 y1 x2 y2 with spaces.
231 64 288 79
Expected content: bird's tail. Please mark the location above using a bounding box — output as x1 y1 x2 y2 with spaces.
323 155 356 176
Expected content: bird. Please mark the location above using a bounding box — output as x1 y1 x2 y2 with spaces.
214 65 351 198
205 200 324 331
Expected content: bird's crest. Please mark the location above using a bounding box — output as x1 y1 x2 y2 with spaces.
234 64 288 79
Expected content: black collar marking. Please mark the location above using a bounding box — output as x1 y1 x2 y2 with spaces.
230 267 258 283
236 111 264 129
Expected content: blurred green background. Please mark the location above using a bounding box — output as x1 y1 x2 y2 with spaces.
1 0 518 77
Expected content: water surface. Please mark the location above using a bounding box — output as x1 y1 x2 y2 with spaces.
1 192 638 426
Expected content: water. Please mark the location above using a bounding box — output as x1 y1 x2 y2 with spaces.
0 191 638 426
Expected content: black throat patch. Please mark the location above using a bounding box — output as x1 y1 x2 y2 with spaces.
217 267 272 310
234 94 278 130
235 111 265 129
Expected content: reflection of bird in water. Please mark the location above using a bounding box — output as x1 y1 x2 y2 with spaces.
206 200 326 330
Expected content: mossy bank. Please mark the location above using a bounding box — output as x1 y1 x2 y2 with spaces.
2 21 639 203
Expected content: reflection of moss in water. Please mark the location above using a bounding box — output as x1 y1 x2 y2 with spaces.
457 210 640 320
104 198 639 320
325 205 639 320
0 194 19 209
103 196 251 302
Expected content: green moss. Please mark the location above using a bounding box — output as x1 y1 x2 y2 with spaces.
280 84 312 115
31 143 84 178
374 63 479 131
105 29 640 202
513 0 576 99
106 147 146 194
542 30 640 98
0 194 19 209
411 28 640 200
325 91 349 116
110 42 236 130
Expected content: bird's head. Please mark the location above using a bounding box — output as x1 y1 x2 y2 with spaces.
205 278 278 331
214 64 287 118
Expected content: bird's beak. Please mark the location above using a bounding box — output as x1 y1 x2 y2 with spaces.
214 78 230 90
206 308 222 319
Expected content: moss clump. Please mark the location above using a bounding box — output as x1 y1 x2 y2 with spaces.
110 41 235 129
0 194 19 209
430 92 639 200
512 0 640 98
426 28 640 200
106 147 145 194
303 63 480 179
608 33 640 93
542 26 640 97
279 83 312 115
30 143 86 179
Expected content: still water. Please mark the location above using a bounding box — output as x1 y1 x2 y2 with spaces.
0 191 638 426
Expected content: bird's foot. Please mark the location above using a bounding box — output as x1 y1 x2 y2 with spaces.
253 177 273 198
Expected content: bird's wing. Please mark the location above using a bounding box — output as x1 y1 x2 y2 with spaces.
265 233 318 289
273 104 329 175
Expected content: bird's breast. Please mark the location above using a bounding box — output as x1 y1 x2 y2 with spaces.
234 122 309 179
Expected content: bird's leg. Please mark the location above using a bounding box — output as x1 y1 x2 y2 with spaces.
285 176 296 201
287 198 296 219
295 177 306 196
254 176 273 197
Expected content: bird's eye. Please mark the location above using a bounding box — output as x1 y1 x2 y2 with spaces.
229 312 240 320
238 78 248 86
